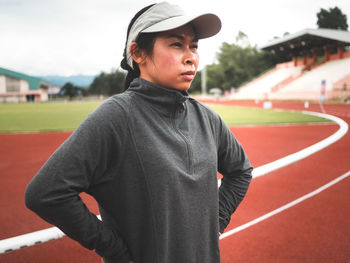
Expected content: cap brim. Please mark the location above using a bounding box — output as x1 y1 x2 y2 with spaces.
141 13 221 39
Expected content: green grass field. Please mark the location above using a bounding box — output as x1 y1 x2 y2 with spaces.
207 104 331 126
0 101 331 133
0 101 101 133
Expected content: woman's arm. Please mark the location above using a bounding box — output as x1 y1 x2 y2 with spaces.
216 117 253 233
25 100 131 263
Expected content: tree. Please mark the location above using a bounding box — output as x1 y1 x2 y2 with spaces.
60 82 82 100
212 41 278 91
88 69 125 96
189 70 201 94
189 64 225 95
191 32 291 93
235 31 250 47
317 7 348 30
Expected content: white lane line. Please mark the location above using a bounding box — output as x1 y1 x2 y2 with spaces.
231 122 336 128
0 111 348 254
218 111 348 188
0 215 101 254
220 170 350 240
248 111 347 179
0 227 65 253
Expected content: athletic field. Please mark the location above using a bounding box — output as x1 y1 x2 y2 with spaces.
0 100 349 262
0 101 330 133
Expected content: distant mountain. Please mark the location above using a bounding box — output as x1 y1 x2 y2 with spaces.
39 74 96 87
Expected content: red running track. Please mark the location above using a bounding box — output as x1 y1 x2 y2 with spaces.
0 101 349 262
214 101 350 263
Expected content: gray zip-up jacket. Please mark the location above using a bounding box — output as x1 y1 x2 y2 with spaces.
25 78 252 263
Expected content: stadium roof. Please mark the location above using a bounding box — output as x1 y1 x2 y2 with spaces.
0 67 50 90
260 28 350 55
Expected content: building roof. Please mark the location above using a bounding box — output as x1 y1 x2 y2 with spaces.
0 67 50 90
260 28 350 55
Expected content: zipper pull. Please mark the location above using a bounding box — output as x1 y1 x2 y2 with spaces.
178 102 185 113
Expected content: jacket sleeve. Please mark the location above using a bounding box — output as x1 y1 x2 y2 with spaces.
216 117 253 233
24 99 131 263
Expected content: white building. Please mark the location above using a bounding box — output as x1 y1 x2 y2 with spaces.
0 67 51 103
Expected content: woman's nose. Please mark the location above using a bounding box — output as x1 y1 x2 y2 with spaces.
185 59 192 65
183 49 197 65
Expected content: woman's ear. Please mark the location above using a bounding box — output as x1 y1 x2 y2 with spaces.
130 42 146 65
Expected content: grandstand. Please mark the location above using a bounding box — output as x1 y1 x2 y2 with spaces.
234 62 303 100
233 28 350 101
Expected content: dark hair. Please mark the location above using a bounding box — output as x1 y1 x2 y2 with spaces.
120 4 158 90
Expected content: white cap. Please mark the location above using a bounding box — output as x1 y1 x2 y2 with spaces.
126 1 222 68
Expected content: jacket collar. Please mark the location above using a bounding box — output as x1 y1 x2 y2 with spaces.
127 78 190 115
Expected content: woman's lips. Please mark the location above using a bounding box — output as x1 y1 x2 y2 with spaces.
181 71 196 81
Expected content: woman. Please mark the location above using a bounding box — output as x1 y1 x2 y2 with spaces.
25 2 253 263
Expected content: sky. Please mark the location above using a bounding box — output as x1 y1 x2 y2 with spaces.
1 0 350 77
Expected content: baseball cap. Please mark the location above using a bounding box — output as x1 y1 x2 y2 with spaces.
126 1 222 68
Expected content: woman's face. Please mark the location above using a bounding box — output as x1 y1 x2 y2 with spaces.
138 24 199 91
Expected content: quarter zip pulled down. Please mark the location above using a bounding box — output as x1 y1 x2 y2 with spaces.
172 101 194 175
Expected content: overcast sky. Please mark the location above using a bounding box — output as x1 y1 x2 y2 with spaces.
1 0 349 76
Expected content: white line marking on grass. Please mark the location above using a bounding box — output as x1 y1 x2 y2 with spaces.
0 111 348 254
220 170 350 240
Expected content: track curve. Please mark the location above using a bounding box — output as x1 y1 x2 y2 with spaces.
0 101 349 262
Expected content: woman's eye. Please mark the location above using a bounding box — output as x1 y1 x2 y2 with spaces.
191 44 198 50
171 42 182 47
